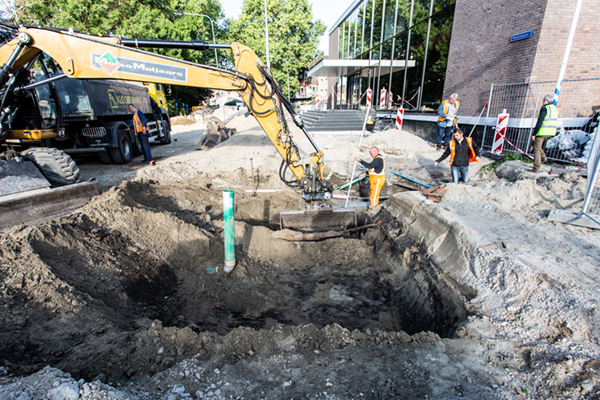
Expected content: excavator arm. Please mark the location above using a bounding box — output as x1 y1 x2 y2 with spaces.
0 25 332 201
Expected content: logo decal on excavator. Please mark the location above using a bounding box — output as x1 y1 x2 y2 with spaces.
91 52 188 82
97 52 120 75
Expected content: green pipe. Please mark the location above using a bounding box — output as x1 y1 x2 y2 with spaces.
223 190 236 273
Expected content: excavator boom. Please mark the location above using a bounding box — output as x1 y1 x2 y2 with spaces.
0 25 356 231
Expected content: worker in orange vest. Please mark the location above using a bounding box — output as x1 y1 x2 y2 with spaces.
128 104 155 166
434 128 480 183
355 146 385 210
436 93 460 150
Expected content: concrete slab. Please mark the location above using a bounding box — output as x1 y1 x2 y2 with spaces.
547 209 600 229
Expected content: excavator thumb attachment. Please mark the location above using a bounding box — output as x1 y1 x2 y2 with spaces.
0 159 98 229
280 204 357 232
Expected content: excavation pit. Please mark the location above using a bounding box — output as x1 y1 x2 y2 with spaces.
0 179 471 382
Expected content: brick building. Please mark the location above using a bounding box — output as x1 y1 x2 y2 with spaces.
308 0 600 133
445 0 600 116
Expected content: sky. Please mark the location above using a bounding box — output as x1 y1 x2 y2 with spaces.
221 0 355 55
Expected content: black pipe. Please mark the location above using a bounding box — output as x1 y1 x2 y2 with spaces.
119 38 231 51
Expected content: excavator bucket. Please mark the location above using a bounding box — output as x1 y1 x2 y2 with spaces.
280 204 357 232
0 159 99 229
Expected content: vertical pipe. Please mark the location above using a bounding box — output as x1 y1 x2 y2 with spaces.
417 0 435 110
553 0 583 105
223 190 236 273
376 0 387 108
401 0 415 102
264 0 270 70
387 0 399 107
367 0 375 96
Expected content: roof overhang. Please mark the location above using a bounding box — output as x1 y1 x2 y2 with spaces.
307 59 416 78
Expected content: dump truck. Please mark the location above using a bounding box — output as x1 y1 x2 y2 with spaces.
5 73 172 164
0 24 356 232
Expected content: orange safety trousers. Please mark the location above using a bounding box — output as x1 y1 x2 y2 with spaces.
369 174 385 210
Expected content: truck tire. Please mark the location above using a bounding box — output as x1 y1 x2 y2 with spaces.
132 133 143 156
110 130 133 164
160 120 171 144
98 150 113 164
21 147 81 187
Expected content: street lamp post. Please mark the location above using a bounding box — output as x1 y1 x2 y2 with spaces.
270 56 290 99
264 0 270 70
175 11 223 121
174 11 218 66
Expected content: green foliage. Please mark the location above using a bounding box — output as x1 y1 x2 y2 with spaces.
14 0 325 103
228 0 325 98
478 152 533 177
14 0 224 105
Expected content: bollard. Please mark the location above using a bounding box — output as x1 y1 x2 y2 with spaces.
223 190 236 273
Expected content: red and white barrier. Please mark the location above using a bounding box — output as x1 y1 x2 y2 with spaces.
315 93 320 108
366 88 372 108
492 109 509 154
380 88 387 109
389 91 394 107
395 108 404 130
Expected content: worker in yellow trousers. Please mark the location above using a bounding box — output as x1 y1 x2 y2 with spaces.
355 146 385 210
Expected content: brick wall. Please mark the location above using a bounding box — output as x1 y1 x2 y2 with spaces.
444 0 547 115
531 0 600 118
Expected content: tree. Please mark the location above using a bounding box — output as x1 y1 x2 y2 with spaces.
228 0 325 98
13 0 226 106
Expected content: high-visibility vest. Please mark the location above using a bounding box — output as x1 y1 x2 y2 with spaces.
449 137 478 166
536 104 558 137
368 155 385 176
438 100 460 123
132 111 145 135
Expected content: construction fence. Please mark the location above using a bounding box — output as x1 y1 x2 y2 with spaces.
582 132 600 225
481 78 600 163
482 78 600 226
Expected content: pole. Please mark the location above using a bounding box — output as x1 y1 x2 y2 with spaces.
553 0 583 105
467 102 488 138
223 190 236 273
345 105 372 208
264 0 270 70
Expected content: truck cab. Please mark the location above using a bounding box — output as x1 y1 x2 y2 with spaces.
143 82 170 114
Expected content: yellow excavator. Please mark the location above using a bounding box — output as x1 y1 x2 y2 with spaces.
0 24 356 230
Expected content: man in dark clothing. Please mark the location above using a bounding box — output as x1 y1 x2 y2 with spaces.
435 128 480 183
355 146 385 210
128 104 155 166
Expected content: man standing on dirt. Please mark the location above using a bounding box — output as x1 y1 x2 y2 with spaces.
128 104 155 166
436 93 461 150
529 94 558 173
355 146 385 210
434 128 480 183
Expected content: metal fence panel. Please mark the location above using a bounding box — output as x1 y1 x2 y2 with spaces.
482 78 600 163
582 122 600 220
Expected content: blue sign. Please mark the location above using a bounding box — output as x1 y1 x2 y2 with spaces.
511 30 533 42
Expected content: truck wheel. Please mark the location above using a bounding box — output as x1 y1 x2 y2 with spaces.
132 133 143 156
160 120 171 144
21 147 81 187
110 130 133 164
98 150 113 164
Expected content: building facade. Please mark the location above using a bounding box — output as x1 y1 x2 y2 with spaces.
309 0 600 124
